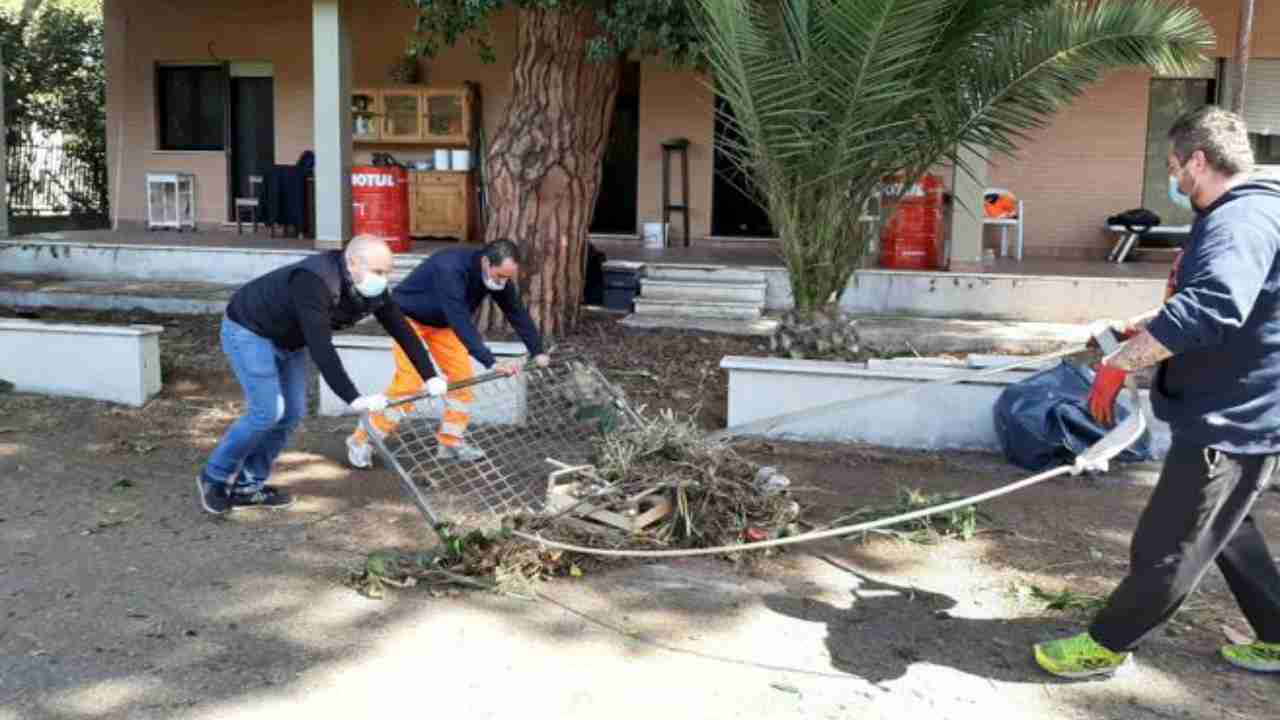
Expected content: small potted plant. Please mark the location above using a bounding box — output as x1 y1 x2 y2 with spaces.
389 52 422 84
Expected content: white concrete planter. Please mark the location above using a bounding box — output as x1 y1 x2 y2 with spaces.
841 269 1166 325
317 336 529 418
707 266 1165 325
0 319 163 406
721 355 1171 457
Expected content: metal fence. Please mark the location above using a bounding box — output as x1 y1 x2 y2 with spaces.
365 358 641 528
6 141 106 217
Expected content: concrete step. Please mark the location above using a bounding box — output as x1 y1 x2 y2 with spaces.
619 315 779 337
0 276 234 316
633 298 762 320
643 263 767 285
640 279 766 304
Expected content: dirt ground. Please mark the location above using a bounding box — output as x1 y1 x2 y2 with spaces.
2 307 1278 719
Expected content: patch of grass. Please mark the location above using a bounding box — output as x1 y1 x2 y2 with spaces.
1029 585 1107 613
833 488 987 544
347 524 572 600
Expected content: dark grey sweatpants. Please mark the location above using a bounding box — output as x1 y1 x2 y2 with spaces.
1090 440 1280 651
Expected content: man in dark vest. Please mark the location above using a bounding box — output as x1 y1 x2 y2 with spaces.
197 235 441 515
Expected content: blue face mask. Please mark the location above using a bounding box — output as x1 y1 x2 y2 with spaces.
1168 174 1193 211
355 272 387 298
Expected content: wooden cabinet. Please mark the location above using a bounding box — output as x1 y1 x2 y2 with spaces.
351 86 475 146
351 86 479 242
422 89 471 145
409 171 474 242
351 90 381 142
381 90 424 141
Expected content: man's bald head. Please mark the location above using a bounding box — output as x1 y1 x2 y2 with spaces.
346 235 392 266
345 235 393 286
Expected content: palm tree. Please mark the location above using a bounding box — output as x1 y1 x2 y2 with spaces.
697 0 1215 313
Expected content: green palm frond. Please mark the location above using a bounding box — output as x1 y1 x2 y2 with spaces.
696 0 1214 312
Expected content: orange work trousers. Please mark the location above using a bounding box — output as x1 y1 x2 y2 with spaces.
351 320 474 447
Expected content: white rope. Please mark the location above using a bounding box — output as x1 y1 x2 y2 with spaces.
513 361 1150 560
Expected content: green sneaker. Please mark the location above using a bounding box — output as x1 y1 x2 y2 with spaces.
1221 640 1280 673
1033 632 1133 679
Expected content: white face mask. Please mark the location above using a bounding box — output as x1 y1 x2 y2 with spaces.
355 271 388 298
481 258 510 292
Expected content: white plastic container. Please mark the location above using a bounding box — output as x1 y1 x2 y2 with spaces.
434 149 451 171
642 222 668 248
451 149 471 171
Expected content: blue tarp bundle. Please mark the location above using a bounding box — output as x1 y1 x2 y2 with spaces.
994 361 1154 471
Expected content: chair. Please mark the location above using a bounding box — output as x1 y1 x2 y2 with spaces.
982 187 1024 260
235 174 264 235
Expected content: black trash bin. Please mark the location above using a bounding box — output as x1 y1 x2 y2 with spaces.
583 243 607 306
603 263 642 312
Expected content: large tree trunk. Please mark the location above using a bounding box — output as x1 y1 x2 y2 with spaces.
479 6 621 340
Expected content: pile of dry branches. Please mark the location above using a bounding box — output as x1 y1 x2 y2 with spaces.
349 411 802 598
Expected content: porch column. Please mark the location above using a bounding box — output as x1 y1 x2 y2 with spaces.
312 0 352 249
948 146 988 272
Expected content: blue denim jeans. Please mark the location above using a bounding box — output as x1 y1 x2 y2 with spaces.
202 316 308 492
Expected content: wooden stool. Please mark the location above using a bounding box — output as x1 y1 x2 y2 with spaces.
661 138 691 248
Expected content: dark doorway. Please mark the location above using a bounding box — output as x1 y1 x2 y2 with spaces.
712 96 774 238
590 62 640 235
227 76 275 221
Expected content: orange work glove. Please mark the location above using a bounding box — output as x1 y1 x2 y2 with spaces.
1088 364 1128 427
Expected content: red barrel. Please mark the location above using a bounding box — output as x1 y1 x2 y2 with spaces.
351 165 410 253
879 174 944 270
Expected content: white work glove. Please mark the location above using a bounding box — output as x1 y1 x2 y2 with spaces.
494 358 524 377
350 394 388 413
532 353 551 368
1087 319 1135 350
425 376 448 397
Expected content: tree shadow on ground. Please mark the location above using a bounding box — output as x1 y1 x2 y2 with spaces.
5 396 1275 720
762 560 1080 685
1 426 793 720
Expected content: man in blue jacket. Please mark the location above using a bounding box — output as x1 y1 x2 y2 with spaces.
346 239 548 467
1034 107 1280 678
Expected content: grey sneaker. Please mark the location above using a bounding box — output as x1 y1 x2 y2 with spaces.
197 474 230 515
346 435 373 469
436 443 487 463
230 486 295 509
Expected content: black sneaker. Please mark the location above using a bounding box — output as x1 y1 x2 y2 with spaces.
229 486 295 510
197 475 231 515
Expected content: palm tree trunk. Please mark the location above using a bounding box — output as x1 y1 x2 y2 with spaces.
478 6 621 340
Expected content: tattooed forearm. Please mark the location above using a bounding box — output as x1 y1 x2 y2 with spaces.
1103 330 1173 371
